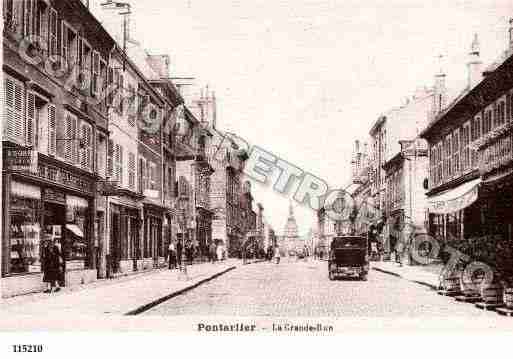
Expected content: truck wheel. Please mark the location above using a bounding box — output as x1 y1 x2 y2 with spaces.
360 274 368 281
329 271 335 281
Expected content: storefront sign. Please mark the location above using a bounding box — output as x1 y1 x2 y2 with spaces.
428 185 479 214
98 180 120 196
3 146 38 173
43 188 66 204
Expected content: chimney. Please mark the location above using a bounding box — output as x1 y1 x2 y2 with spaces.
432 54 447 117
467 34 482 88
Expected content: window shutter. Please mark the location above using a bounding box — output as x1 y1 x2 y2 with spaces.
48 104 56 156
64 114 73 162
72 116 78 164
26 92 36 146
3 77 16 140
80 123 87 168
128 152 136 189
107 139 114 178
114 143 121 183
86 126 92 170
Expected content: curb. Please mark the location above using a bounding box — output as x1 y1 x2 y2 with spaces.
125 266 236 315
372 266 438 290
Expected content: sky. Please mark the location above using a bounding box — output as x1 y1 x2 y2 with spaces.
90 0 513 236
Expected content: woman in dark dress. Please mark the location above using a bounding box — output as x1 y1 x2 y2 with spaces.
42 240 62 293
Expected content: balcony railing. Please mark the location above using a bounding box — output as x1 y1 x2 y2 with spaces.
477 122 513 177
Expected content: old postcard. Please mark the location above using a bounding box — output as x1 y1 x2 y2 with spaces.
2 0 513 354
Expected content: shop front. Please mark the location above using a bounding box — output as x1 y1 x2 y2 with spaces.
2 156 97 297
427 178 483 243
108 200 142 276
196 207 213 259
143 203 165 269
477 124 513 242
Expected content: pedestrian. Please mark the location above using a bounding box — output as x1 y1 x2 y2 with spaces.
186 241 193 265
216 243 223 261
168 241 176 269
42 239 63 293
396 239 404 267
389 235 397 262
209 241 217 263
176 239 183 267
274 245 281 264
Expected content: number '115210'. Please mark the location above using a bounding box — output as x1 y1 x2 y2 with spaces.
12 345 43 353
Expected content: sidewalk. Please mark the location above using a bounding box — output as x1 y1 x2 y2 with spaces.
1 259 239 316
372 260 441 289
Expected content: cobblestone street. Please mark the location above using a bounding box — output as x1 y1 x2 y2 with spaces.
143 259 507 318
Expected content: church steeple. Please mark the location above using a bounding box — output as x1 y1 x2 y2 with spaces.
284 202 299 239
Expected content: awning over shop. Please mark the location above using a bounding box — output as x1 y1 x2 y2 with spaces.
66 224 84 238
427 178 481 214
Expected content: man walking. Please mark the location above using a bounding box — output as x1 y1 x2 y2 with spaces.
168 241 176 269
209 241 217 263
176 239 183 268
274 245 281 264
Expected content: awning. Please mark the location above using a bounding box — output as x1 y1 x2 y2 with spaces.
66 224 84 238
427 178 481 214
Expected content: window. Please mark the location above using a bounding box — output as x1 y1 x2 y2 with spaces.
126 83 137 126
3 76 25 144
436 143 443 184
460 123 470 170
23 0 48 39
114 69 124 114
48 8 58 55
48 104 56 156
128 152 136 190
149 162 157 190
429 146 435 187
61 22 77 68
63 112 78 164
497 101 506 126
168 166 174 198
509 93 513 122
452 129 459 175
443 135 452 179
91 51 100 96
471 115 481 141
107 67 114 106
139 157 146 193
33 0 48 40
483 109 492 134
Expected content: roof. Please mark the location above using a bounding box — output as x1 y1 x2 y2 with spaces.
421 47 513 140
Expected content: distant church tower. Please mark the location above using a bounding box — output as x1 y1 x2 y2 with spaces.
279 202 303 255
283 203 299 238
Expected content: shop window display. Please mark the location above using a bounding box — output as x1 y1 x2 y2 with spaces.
64 196 89 267
9 183 42 274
